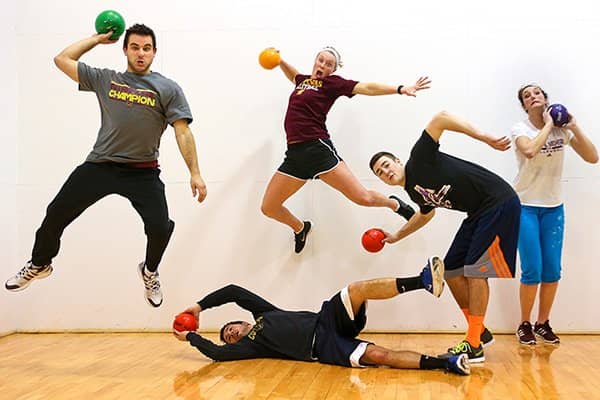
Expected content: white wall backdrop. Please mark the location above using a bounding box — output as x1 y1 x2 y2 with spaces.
0 0 18 335
6 0 600 333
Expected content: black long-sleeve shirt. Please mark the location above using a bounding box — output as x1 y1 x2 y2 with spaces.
186 284 319 362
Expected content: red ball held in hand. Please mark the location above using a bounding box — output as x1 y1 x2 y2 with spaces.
173 313 198 331
362 228 385 253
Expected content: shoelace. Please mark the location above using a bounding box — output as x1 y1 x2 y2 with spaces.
143 272 161 292
518 329 529 336
536 325 558 341
450 342 470 354
16 264 43 280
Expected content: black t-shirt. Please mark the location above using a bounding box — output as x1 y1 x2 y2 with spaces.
186 285 319 362
404 131 516 220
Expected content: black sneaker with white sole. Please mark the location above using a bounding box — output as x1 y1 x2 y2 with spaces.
444 328 495 353
534 320 560 344
481 327 495 348
439 340 485 363
294 221 312 254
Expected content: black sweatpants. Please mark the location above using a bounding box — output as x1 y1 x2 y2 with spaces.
31 162 174 271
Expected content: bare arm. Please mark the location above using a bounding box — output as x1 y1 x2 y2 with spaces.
53 32 116 82
425 110 511 151
566 117 599 163
383 209 436 244
352 82 397 96
352 76 431 96
279 58 299 84
173 119 207 203
514 109 555 158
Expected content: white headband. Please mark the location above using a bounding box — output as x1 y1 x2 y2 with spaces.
319 46 343 70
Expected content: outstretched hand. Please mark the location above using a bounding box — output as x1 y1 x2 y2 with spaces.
485 135 511 151
402 76 432 97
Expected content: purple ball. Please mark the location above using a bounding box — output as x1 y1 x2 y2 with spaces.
548 104 570 127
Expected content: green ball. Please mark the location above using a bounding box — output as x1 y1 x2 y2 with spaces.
95 10 125 40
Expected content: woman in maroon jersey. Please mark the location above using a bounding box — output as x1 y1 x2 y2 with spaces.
260 46 431 253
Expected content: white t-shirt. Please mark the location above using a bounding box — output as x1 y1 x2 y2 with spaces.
511 119 571 207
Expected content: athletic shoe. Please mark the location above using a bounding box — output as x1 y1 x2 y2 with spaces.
439 340 485 363
294 221 312 254
5 261 53 292
446 328 494 352
421 256 445 297
447 354 471 376
534 320 560 344
516 321 536 345
389 194 415 221
138 262 163 308
481 327 495 348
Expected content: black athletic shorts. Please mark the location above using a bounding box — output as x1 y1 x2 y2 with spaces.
313 287 370 368
277 138 342 180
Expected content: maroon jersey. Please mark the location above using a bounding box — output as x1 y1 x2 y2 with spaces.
283 74 358 143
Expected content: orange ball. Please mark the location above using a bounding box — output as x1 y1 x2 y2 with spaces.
173 313 198 331
259 48 281 70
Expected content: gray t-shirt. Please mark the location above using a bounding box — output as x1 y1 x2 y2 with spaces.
78 62 193 163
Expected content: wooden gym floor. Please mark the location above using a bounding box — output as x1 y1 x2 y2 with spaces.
1 332 599 399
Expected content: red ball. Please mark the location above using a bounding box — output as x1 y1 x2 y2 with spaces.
362 228 385 253
173 313 198 331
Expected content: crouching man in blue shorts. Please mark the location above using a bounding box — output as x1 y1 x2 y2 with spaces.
369 111 521 363
173 257 470 375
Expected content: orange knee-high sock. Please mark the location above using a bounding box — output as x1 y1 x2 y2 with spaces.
466 315 484 348
462 308 486 334
461 308 469 321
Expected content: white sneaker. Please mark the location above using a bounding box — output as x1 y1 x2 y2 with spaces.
138 262 163 308
5 261 53 292
421 256 445 297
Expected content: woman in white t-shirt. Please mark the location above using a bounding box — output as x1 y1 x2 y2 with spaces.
511 84 598 345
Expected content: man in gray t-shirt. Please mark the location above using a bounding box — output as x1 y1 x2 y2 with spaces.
5 24 207 308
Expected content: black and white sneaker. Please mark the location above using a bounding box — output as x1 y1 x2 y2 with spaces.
481 327 495 348
138 262 163 308
439 340 485 363
5 261 53 292
389 195 415 221
294 221 312 254
517 321 536 345
444 328 495 353
534 320 560 344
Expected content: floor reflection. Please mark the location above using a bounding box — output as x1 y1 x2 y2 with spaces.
172 358 497 399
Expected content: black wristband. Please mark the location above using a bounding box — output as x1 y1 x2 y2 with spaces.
397 85 404 95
